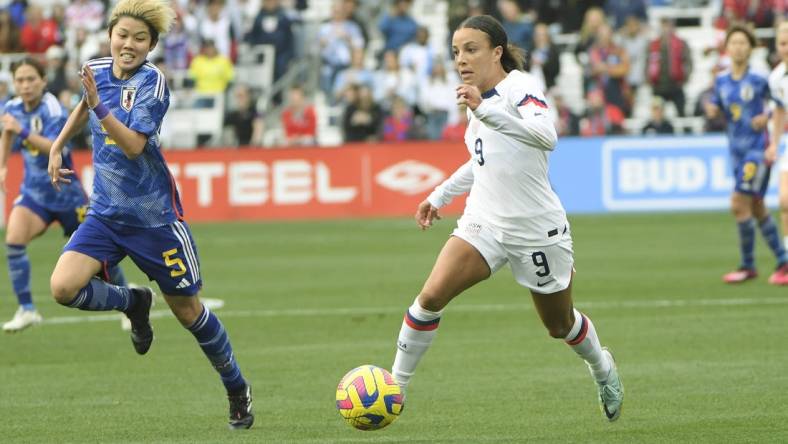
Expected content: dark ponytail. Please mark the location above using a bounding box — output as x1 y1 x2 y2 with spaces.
458 15 525 72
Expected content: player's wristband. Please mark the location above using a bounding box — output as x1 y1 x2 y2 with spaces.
18 127 30 140
93 103 110 120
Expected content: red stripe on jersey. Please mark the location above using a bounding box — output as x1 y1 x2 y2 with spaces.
518 94 548 108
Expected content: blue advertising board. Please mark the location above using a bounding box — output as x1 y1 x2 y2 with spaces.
549 135 779 213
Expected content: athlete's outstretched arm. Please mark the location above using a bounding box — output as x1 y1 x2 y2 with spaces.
48 101 89 190
52 100 89 148
81 66 147 159
427 159 475 208
457 84 557 151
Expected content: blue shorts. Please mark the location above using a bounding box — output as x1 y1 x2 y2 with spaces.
14 194 87 236
63 215 203 296
732 151 771 198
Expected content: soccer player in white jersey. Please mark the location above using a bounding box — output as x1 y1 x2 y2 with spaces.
769 21 788 285
389 15 623 422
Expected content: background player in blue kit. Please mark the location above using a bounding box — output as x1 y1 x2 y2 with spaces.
47 0 253 429
705 25 788 285
0 57 127 333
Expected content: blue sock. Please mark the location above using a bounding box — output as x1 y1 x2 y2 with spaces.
64 278 134 312
6 244 33 310
108 264 127 287
737 218 756 269
188 305 247 393
758 215 787 265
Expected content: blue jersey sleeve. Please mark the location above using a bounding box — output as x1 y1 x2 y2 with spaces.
128 69 168 138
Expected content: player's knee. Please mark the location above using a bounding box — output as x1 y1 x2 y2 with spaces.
165 296 203 327
50 274 79 305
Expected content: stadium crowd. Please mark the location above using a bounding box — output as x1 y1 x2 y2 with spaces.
0 0 786 148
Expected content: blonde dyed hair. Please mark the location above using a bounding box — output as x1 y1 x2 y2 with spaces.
108 0 175 41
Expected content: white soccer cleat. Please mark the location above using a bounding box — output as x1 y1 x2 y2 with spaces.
2 307 43 333
596 347 624 422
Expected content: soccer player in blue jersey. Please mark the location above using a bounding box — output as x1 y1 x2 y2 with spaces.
46 0 253 429
0 57 128 333
705 25 788 284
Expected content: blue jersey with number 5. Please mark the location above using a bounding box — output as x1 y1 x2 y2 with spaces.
85 57 182 227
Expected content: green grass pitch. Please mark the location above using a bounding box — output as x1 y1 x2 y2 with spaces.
1 212 787 443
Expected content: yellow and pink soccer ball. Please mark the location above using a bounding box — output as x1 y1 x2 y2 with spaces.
335 365 404 431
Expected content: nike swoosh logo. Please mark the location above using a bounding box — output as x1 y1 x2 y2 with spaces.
536 278 555 287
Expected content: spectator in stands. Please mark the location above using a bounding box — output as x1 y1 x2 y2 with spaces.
533 0 590 34
318 2 365 94
333 48 374 102
580 88 624 136
20 5 60 54
51 4 67 42
647 18 692 116
163 14 191 71
199 0 234 59
65 0 105 33
45 45 68 98
399 26 437 82
604 0 646 30
373 49 418 111
575 7 606 62
719 0 774 29
225 84 264 146
6 0 26 28
551 89 580 137
0 9 22 54
383 95 415 142
189 39 235 95
378 0 419 54
281 85 317 146
419 60 458 140
343 84 382 142
642 97 675 135
246 0 295 82
341 0 370 49
499 0 535 51
530 22 560 90
586 24 631 116
617 15 648 94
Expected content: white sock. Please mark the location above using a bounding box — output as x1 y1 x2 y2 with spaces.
783 235 788 251
391 298 443 390
565 308 610 383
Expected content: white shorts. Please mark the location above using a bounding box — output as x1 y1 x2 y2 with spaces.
451 215 574 294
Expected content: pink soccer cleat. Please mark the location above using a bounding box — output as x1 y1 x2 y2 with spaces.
768 264 788 285
722 268 758 284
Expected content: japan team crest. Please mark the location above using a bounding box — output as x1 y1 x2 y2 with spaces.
739 83 754 102
121 86 137 111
